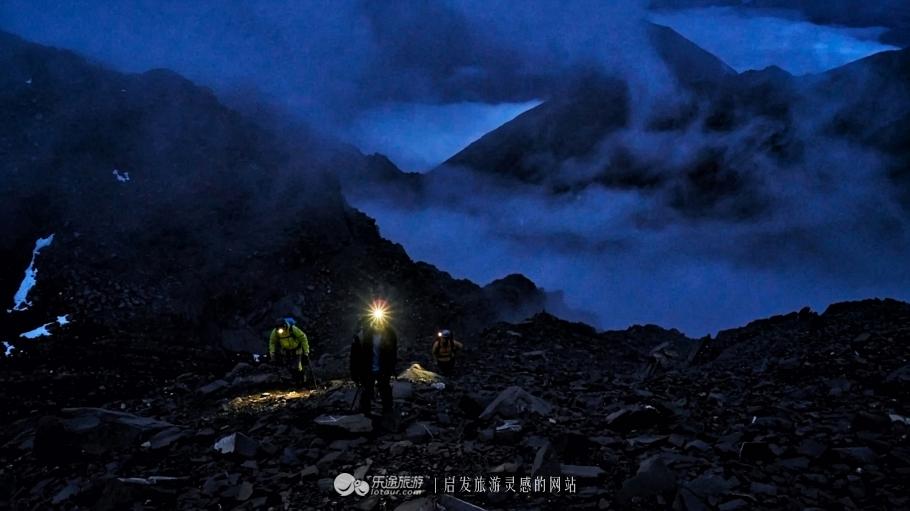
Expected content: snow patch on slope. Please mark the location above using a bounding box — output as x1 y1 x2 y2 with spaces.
20 314 70 339
9 234 55 312
113 169 130 182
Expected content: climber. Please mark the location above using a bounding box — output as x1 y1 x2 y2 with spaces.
350 299 398 416
268 317 311 384
432 329 463 376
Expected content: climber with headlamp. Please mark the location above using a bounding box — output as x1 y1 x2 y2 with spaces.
350 299 398 416
268 317 311 384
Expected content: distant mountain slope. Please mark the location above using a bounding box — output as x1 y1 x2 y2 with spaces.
442 74 629 185
649 0 910 46
809 46 910 156
433 24 910 217
646 22 736 89
438 24 736 185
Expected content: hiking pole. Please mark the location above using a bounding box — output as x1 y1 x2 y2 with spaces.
307 359 320 388
351 386 362 411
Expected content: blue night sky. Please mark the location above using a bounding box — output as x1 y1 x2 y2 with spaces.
0 1 899 169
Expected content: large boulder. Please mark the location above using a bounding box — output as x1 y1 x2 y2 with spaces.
144 427 188 450
618 456 678 502
314 414 374 436
196 379 229 396
35 408 176 456
834 446 877 465
479 386 554 419
213 432 259 459
60 408 173 432
605 404 665 432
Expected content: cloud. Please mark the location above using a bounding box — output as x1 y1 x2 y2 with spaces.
2 0 897 137
650 7 899 74
348 100 542 172
354 163 909 336
350 84 910 336
0 0 666 132
0 0 555 131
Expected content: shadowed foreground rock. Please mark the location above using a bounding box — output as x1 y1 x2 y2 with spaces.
1 299 909 509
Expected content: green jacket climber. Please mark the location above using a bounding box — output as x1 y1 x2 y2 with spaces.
432 329 463 376
268 318 310 372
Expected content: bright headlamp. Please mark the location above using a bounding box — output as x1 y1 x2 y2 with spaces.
368 299 390 326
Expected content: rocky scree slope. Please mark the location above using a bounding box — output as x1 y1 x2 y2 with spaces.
1 299 908 510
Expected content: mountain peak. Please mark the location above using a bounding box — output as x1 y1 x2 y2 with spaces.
646 22 737 88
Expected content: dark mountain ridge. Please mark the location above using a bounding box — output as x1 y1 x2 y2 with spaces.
0 31 555 375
